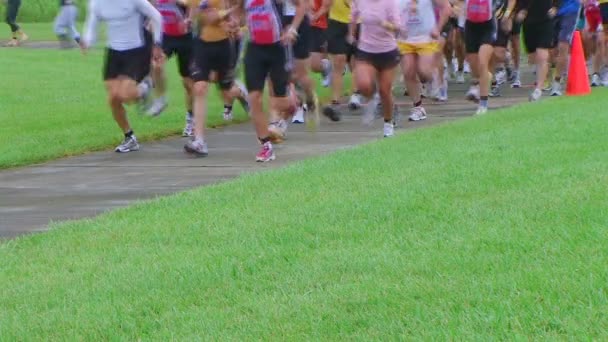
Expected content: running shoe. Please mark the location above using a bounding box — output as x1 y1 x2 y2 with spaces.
348 93 362 110
182 116 194 137
323 102 342 122
495 69 507 85
223 106 233 121
184 139 209 157
5 38 19 47
383 122 395 138
137 77 154 114
145 96 168 117
361 94 380 126
510 72 521 88
268 120 287 143
529 88 542 102
256 142 275 162
489 84 501 97
550 81 562 96
475 106 488 116
463 62 471 74
292 105 305 124
456 72 465 84
408 106 427 122
115 135 140 153
591 73 601 87
465 85 480 103
437 85 448 102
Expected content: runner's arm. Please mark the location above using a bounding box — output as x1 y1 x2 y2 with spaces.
288 0 308 33
134 0 163 45
433 0 452 30
82 0 99 48
348 0 359 42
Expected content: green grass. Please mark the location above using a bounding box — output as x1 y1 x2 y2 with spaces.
0 0 87 22
1 92 608 339
0 47 342 168
2 22 97 42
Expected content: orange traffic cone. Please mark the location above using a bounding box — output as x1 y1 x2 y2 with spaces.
566 31 591 96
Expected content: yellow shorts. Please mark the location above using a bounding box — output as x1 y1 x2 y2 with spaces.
398 41 439 55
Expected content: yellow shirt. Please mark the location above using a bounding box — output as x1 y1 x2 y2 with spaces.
192 0 230 42
329 0 352 24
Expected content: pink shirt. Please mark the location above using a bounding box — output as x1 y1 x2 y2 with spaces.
351 0 401 53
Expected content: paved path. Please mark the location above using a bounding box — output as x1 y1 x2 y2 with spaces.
0 80 530 238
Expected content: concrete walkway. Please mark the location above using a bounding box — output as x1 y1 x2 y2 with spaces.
0 80 530 238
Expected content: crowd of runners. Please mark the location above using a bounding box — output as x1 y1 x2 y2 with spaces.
4 0 600 162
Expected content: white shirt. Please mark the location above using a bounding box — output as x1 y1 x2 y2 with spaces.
83 0 163 51
399 0 437 43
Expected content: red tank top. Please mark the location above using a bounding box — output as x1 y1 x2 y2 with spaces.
246 0 283 45
156 0 189 37
311 0 328 29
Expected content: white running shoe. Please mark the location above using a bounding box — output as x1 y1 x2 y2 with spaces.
463 62 471 74
182 115 194 137
349 93 362 110
292 105 305 124
115 135 139 153
465 85 480 103
383 122 394 138
591 73 600 87
495 69 507 85
475 106 488 116
184 139 209 157
361 94 380 126
511 72 522 88
550 81 562 96
529 88 542 102
408 106 427 122
145 96 168 117
234 80 250 116
456 72 465 84
437 86 448 102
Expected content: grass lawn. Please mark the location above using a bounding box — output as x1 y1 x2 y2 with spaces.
1 92 608 339
0 46 344 169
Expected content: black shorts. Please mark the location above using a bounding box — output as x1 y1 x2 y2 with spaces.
523 20 554 53
464 19 497 53
327 19 359 57
244 42 290 97
283 16 312 59
162 34 193 78
190 38 235 90
103 45 151 82
310 26 327 53
511 20 522 35
355 48 401 71
231 38 243 68
494 27 510 47
600 3 608 24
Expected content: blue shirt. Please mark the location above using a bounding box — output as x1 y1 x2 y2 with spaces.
558 0 580 16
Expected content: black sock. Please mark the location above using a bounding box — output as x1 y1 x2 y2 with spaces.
187 110 193 119
414 100 422 107
384 119 392 123
480 96 488 101
224 104 233 111
259 136 271 144
125 130 134 138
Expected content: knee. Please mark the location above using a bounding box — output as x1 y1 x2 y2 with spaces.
356 78 374 97
192 81 209 97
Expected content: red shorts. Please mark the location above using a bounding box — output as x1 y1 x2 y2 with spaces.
586 7 602 32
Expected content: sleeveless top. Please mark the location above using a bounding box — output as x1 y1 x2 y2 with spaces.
156 0 189 37
245 0 283 45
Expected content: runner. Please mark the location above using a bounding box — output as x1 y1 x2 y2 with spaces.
54 0 81 49
550 0 581 96
490 0 516 97
516 0 557 101
184 0 250 156
323 0 362 121
4 0 28 47
463 0 514 115
351 0 401 137
81 0 163 153
508 16 522 87
309 0 332 89
585 0 603 86
237 0 302 162
147 0 196 138
398 0 451 121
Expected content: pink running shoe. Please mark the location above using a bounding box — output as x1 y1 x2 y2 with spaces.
256 142 276 162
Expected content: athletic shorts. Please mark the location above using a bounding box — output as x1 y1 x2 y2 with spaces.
587 7 601 32
310 26 327 53
162 34 193 78
494 27 511 48
464 19 497 53
231 38 243 68
511 20 522 35
244 42 290 97
327 19 358 57
103 31 151 82
398 41 439 55
554 13 578 43
355 48 401 71
190 38 235 90
600 3 608 24
523 19 555 53
283 16 312 59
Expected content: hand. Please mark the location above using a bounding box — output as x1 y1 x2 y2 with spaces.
281 27 298 45
547 7 557 18
381 20 395 32
430 26 440 39
516 10 527 23
346 34 356 45
152 45 165 64
500 17 512 32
